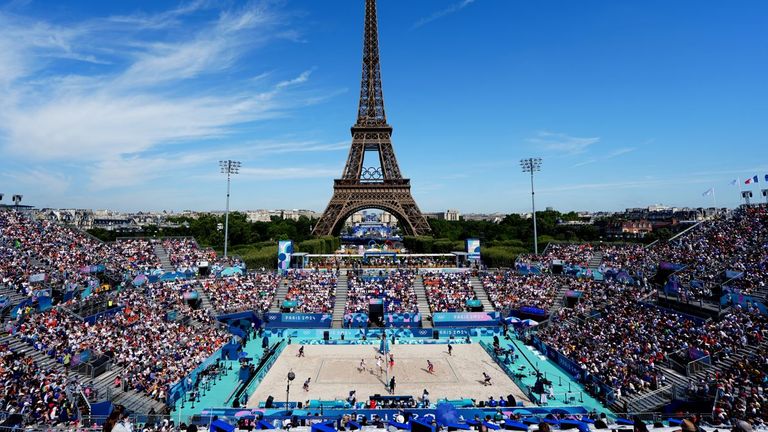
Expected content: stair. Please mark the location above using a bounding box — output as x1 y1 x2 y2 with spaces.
413 276 432 328
270 279 290 312
587 252 603 270
2 333 166 415
547 285 570 318
1 285 28 321
153 244 175 272
657 365 688 389
610 384 674 414
332 273 348 328
469 275 494 312
197 286 216 313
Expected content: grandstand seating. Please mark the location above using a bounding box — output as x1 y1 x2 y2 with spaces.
283 270 336 313
345 270 418 314
423 271 477 312
2 205 768 429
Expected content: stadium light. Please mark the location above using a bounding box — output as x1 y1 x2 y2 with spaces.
219 160 241 259
0 193 3 202
520 158 542 255
12 194 23 206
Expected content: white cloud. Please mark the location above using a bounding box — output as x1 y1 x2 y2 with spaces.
276 70 313 89
239 166 340 179
84 139 348 191
526 131 600 155
2 169 72 194
413 0 477 29
573 147 636 167
0 1 328 185
5 92 280 160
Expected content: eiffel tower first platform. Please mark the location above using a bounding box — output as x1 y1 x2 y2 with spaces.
312 0 432 237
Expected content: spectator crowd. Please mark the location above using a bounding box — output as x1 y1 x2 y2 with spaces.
345 270 418 314
283 270 336 313
423 272 477 312
201 272 281 313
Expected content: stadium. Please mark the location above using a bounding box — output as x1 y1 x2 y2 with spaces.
1 1 767 432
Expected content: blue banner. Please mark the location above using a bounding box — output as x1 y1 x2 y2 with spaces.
516 306 547 317
278 240 293 274
516 263 542 275
432 311 500 327
438 328 470 338
412 328 433 338
385 312 421 327
344 313 368 328
466 238 481 260
265 313 333 328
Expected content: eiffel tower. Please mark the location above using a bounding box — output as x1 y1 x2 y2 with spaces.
312 0 431 236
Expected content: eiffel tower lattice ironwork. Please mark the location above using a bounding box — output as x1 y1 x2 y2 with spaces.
312 0 431 237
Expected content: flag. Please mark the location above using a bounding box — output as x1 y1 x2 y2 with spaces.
730 179 738 186
754 175 760 183
702 188 714 197
745 177 753 185
765 174 768 182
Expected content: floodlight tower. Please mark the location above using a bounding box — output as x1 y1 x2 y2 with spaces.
219 160 241 259
520 158 542 255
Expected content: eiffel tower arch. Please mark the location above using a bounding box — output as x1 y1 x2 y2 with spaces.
312 0 431 237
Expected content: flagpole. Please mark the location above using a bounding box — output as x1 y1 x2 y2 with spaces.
712 187 717 208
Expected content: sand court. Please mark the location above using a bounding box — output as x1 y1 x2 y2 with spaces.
247 343 531 407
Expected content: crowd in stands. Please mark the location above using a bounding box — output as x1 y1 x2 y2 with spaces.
481 272 560 312
423 271 476 312
162 238 217 272
710 345 768 424
14 286 229 401
518 243 649 275
650 206 768 301
0 342 78 426
113 238 162 274
200 272 281 313
538 298 767 403
0 211 109 293
283 270 336 313
345 270 418 314
3 205 768 428
307 254 458 270
0 241 49 300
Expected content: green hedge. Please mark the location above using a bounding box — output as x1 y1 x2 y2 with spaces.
237 245 278 269
403 236 464 253
297 236 339 254
481 246 526 268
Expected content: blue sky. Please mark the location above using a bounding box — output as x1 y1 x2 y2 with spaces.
0 0 766 213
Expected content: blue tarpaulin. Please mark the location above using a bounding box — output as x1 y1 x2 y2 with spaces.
502 421 528 430
210 419 235 432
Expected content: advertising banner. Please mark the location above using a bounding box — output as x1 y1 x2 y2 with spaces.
432 311 500 327
278 240 293 274
384 312 421 327
412 328 433 338
344 313 369 328
466 238 481 261
265 312 333 328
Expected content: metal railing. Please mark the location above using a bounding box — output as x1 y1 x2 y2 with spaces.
624 384 675 413
686 354 712 376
